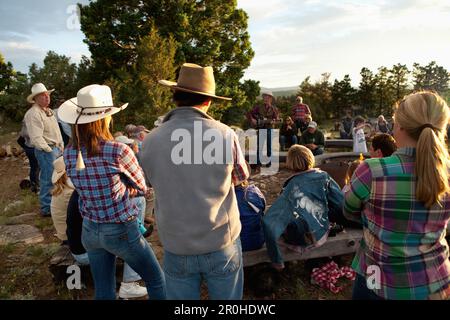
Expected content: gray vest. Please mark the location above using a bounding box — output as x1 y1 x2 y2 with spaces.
140 107 242 255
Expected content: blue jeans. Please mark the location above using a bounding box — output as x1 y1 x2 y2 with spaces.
312 147 324 156
122 196 147 282
280 135 298 150
163 239 243 300
34 147 61 214
352 274 384 300
81 218 166 300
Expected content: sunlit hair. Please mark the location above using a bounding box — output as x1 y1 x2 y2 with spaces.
51 173 68 197
394 91 450 208
71 117 114 157
345 159 363 185
286 145 315 172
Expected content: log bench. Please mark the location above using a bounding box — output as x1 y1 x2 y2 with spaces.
243 228 362 267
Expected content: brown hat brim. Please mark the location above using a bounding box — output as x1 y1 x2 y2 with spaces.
158 80 232 101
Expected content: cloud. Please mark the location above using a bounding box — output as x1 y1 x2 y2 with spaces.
239 0 450 87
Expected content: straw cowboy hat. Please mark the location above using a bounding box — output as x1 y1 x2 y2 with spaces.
58 84 128 170
159 63 231 101
52 156 66 184
58 84 128 124
27 83 55 103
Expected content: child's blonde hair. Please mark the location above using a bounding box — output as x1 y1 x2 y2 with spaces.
286 145 315 172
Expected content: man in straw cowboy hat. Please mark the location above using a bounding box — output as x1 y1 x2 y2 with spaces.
24 83 63 216
140 63 250 300
58 84 166 300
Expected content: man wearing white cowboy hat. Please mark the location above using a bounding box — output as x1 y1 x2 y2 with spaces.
24 83 63 216
140 63 249 300
58 84 166 300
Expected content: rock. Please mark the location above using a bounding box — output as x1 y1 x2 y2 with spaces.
0 224 44 245
12 147 23 157
0 146 6 158
3 200 24 212
5 145 13 157
6 213 38 225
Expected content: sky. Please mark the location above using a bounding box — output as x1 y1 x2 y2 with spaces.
1 0 450 88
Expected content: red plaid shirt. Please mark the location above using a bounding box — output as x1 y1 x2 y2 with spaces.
291 103 311 121
64 140 147 223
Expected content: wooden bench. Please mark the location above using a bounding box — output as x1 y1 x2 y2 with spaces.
243 228 362 267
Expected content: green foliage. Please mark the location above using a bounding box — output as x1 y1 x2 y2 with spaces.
331 74 356 118
0 53 15 92
220 79 261 127
0 71 30 122
28 51 78 104
78 0 254 125
106 24 178 127
297 73 333 121
413 61 450 94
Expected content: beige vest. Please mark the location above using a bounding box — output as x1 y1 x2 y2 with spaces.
140 107 241 255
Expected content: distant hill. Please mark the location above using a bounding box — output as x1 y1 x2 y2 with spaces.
260 86 298 97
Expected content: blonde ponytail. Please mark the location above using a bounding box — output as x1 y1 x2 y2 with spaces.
416 126 449 208
395 91 450 208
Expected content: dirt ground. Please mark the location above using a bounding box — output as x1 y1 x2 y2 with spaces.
0 125 354 300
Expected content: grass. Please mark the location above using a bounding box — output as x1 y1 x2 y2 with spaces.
0 191 40 218
0 243 18 255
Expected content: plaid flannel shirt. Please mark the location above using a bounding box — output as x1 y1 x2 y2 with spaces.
344 147 450 300
231 131 250 185
291 103 311 121
64 140 147 223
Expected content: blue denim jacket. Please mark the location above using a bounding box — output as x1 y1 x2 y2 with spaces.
262 169 344 265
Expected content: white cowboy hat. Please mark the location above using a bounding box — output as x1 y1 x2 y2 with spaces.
261 90 274 98
27 83 55 103
52 156 66 184
58 84 128 124
159 63 231 100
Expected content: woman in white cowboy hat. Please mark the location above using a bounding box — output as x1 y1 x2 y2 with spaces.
59 84 166 300
24 83 64 216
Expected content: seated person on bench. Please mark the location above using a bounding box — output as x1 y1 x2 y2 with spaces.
262 145 345 270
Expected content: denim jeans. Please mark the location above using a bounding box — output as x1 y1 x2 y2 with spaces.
72 252 90 265
280 135 298 150
163 239 243 300
81 218 166 300
312 147 324 156
72 252 143 283
34 147 61 214
352 274 384 300
122 196 147 282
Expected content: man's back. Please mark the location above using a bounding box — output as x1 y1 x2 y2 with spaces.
140 107 242 255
